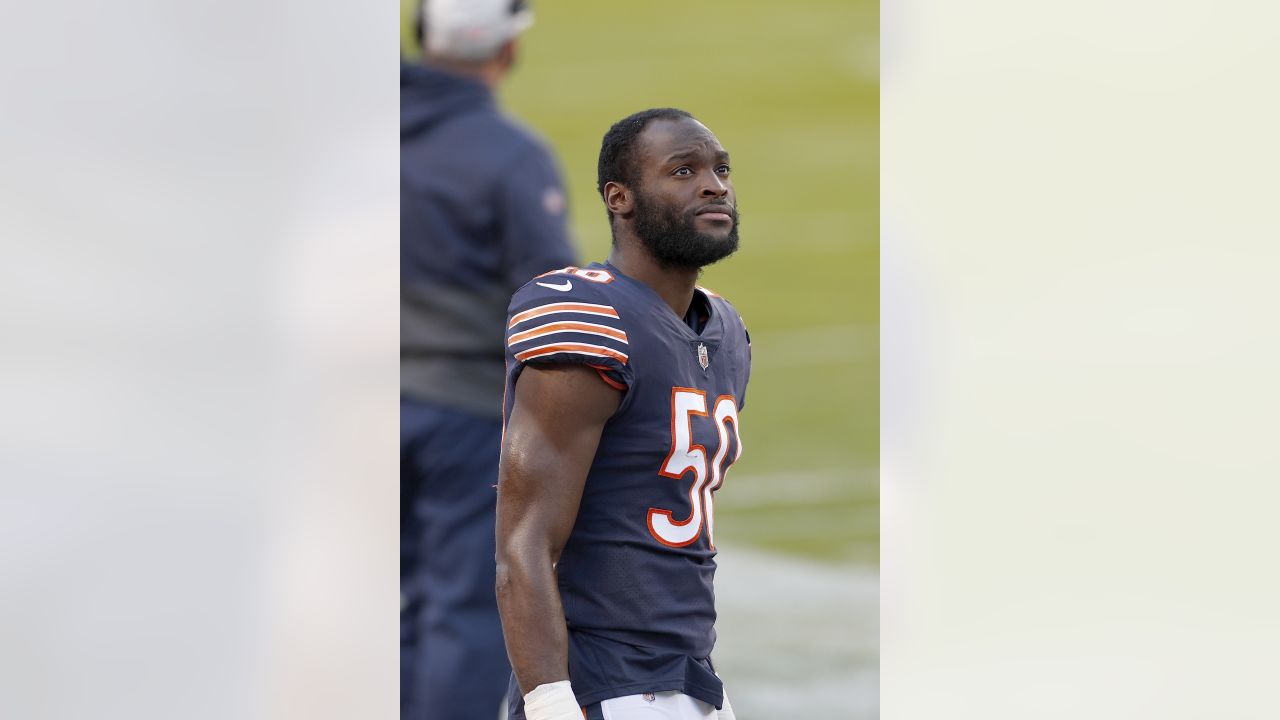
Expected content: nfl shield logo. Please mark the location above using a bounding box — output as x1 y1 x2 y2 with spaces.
697 343 710 370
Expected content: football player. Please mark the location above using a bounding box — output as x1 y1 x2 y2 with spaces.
496 109 747 720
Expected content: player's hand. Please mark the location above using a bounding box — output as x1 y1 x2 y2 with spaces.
523 680 582 720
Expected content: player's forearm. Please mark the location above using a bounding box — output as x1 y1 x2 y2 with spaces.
495 542 571 692
496 364 616 696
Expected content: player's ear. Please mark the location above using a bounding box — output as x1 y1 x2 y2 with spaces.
495 38 517 73
604 181 633 218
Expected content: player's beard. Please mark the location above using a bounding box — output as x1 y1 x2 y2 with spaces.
631 192 740 271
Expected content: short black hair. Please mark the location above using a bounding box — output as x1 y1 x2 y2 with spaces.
596 108 695 223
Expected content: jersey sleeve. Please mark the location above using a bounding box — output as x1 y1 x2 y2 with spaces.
505 274 635 391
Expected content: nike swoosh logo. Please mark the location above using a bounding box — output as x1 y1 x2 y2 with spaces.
536 280 573 292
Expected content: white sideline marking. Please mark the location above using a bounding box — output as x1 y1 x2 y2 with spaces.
714 545 879 718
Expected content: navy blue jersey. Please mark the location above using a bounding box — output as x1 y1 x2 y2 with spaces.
501 262 750 712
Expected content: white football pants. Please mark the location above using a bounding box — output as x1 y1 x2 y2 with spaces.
598 691 717 720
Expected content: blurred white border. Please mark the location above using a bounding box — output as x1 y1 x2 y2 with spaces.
0 2 397 718
883 0 1280 717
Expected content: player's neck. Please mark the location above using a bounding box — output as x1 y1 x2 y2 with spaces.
607 242 700 319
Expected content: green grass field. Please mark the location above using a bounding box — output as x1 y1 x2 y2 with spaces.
499 0 879 565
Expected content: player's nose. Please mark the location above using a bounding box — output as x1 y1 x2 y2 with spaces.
699 173 730 199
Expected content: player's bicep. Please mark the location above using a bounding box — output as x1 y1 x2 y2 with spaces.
498 364 621 556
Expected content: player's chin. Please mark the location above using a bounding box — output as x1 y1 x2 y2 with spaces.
693 231 740 260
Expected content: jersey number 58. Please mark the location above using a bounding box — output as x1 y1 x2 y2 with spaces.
647 387 742 549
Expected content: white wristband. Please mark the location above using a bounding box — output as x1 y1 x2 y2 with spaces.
523 680 581 720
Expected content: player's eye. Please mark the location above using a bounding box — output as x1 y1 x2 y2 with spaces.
715 164 731 175
673 167 693 176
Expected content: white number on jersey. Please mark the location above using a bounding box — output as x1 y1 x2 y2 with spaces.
536 266 615 283
647 388 742 548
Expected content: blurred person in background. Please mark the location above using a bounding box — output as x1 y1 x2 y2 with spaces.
401 0 576 718
496 109 745 720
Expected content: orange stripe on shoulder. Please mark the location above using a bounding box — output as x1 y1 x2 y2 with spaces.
514 342 629 365
508 302 620 329
507 320 628 346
